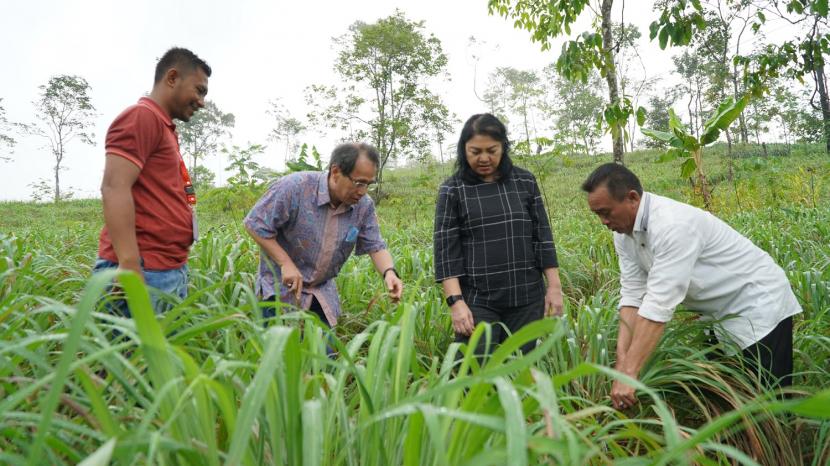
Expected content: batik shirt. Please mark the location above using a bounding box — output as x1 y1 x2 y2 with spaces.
244 171 387 325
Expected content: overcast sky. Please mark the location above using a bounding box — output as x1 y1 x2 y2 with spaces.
0 0 757 201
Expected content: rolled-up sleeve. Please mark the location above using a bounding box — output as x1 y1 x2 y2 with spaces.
637 222 703 322
433 184 465 282
244 177 295 239
528 175 558 269
355 201 387 255
616 234 647 310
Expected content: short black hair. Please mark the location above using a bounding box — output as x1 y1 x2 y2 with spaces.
455 113 514 184
581 163 643 200
154 47 212 84
329 142 380 176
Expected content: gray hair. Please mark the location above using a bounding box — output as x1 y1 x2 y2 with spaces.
329 143 380 176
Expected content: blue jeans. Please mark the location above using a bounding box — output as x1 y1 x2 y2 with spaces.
92 258 188 315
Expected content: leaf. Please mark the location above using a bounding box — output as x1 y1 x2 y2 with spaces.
701 95 749 145
636 106 647 126
815 0 829 17
700 127 721 145
77 438 116 466
680 157 697 178
657 148 687 163
641 128 686 150
787 389 830 418
641 128 676 143
658 26 669 49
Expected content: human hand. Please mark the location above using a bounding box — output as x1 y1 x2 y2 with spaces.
384 272 403 302
610 379 638 410
545 285 563 317
280 261 303 301
451 301 475 336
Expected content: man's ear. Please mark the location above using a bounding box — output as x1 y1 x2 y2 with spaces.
627 190 641 203
164 68 180 87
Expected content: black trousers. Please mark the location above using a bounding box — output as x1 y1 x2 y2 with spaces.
740 316 794 388
455 299 545 358
263 296 334 355
262 296 330 328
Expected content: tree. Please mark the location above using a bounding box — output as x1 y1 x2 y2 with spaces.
613 23 652 152
642 95 749 209
223 143 268 188
652 0 830 152
305 10 450 194
190 165 216 192
540 65 604 157
25 75 96 202
483 67 545 151
177 100 235 185
682 1 759 146
673 49 708 138
0 99 15 161
489 0 637 164
267 99 306 163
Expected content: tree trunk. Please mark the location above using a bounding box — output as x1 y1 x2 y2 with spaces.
600 0 624 164
814 62 830 153
54 164 60 203
732 72 749 143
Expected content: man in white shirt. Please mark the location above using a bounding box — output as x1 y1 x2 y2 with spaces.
582 163 802 410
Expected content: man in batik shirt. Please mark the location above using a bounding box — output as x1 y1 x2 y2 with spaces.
244 142 403 330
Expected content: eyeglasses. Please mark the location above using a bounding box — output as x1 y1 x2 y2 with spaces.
347 175 377 189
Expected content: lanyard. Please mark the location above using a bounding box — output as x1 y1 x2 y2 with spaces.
179 158 197 205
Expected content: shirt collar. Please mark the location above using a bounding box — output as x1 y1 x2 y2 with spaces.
315 171 355 212
633 191 651 233
316 171 331 206
138 97 176 131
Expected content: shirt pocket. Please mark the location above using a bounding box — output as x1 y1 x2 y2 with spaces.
336 225 359 262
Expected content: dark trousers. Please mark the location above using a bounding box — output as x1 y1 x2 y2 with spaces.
263 296 334 355
740 316 794 388
262 296 330 329
455 299 545 359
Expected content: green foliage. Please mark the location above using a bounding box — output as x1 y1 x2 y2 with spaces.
488 0 633 162
642 95 749 206
190 165 216 192
0 147 828 464
28 178 74 203
541 67 604 157
223 143 269 188
286 143 323 173
305 10 450 190
177 100 235 179
649 0 706 49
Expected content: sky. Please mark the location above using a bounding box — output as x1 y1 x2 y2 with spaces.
0 0 738 201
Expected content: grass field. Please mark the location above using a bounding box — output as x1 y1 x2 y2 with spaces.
0 143 829 465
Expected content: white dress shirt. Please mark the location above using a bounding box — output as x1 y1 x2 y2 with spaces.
615 192 802 349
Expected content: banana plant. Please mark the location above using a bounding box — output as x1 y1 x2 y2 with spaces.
641 94 749 209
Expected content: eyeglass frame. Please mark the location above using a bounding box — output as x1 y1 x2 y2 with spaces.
346 174 377 189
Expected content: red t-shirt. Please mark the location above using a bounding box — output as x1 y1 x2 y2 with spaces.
98 97 193 270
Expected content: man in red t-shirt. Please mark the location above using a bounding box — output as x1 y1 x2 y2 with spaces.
94 47 210 314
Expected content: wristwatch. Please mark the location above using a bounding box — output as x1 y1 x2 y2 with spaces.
446 294 464 307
